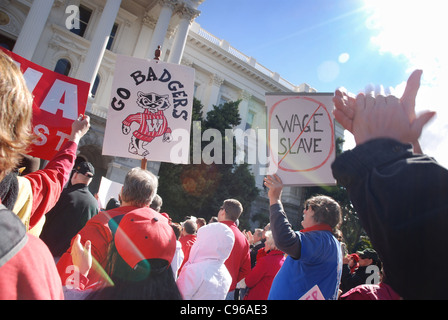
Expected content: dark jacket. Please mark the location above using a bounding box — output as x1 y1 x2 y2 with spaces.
332 138 448 299
40 183 98 257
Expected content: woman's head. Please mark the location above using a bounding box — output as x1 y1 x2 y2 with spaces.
302 195 342 230
264 230 278 252
0 51 33 180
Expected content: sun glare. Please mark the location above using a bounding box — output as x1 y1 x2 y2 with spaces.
351 0 448 168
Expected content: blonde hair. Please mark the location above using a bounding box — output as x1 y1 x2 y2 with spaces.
0 51 33 180
264 231 278 251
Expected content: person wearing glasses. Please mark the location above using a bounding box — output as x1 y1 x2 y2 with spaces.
264 175 343 300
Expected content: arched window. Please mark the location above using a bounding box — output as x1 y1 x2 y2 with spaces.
54 58 71 76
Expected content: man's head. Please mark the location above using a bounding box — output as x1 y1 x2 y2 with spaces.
357 248 379 267
0 51 33 180
182 219 197 236
150 194 162 212
218 199 243 222
120 167 158 208
253 228 263 242
71 161 94 185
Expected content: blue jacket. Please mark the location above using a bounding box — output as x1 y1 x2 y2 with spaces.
268 203 342 300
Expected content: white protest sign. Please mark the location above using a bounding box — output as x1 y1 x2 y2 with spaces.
103 55 195 164
266 92 336 186
299 284 325 300
97 176 123 210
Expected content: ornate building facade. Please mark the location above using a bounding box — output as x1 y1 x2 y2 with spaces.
1 0 343 228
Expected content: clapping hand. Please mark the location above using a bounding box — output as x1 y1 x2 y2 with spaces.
332 70 436 146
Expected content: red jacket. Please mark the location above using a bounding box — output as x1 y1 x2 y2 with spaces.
0 233 63 299
178 233 197 274
220 221 251 292
8 141 77 236
244 249 285 300
57 206 143 287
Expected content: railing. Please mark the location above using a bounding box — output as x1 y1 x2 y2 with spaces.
192 22 304 92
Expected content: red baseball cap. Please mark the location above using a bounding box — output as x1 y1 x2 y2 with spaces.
114 208 176 269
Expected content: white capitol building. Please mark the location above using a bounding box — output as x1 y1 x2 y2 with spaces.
0 0 343 227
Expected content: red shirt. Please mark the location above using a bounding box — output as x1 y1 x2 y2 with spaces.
178 233 197 274
220 220 251 291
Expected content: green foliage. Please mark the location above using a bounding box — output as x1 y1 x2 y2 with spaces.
157 98 259 228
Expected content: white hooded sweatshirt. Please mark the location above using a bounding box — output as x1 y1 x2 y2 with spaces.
176 222 235 300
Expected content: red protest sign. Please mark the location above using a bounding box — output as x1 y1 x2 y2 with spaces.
1 48 89 160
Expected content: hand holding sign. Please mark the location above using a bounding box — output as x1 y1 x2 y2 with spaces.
333 70 436 146
69 114 91 144
264 174 283 206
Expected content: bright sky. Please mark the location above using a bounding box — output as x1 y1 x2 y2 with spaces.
195 0 448 168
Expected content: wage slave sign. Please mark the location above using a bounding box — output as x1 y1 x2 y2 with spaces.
266 92 336 186
1 48 89 160
103 55 194 164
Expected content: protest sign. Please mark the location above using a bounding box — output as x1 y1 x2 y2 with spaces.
97 176 123 210
1 48 89 160
266 92 336 186
299 284 325 300
103 55 195 164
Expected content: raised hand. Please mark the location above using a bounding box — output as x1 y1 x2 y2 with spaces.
264 174 284 206
332 70 436 146
70 114 91 144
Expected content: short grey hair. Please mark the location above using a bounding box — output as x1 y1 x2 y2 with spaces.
120 167 158 207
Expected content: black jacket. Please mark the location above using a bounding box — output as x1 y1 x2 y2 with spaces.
332 138 448 299
40 184 99 257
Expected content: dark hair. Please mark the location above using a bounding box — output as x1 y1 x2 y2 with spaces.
222 199 243 222
170 222 182 240
182 219 197 235
87 242 182 300
105 198 120 210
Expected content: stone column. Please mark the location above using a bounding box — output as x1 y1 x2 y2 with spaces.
167 6 199 64
77 0 122 90
133 13 156 58
203 73 223 112
13 0 55 60
146 0 176 59
237 90 251 130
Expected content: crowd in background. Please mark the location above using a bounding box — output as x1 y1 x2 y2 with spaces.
0 49 446 300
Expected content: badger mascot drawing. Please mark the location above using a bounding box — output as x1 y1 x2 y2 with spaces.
122 91 173 157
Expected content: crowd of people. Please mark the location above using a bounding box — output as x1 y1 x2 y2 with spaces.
0 48 446 300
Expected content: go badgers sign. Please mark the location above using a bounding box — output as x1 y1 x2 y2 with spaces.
103 55 194 164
